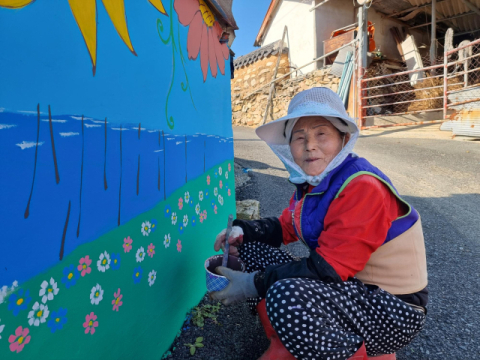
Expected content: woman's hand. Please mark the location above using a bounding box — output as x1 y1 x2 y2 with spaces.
209 267 258 305
213 226 244 256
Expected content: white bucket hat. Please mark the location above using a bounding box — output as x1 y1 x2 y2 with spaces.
255 87 360 186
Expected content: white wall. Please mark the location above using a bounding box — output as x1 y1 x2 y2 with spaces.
262 0 316 75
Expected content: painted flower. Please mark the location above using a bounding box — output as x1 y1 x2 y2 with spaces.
148 270 157 287
8 289 30 317
225 182 229 190
0 320 4 340
77 256 92 277
189 199 194 207
83 312 98 335
111 253 121 270
184 191 190 204
199 191 204 201
177 240 182 252
141 221 151 236
28 301 49 326
178 223 185 235
205 189 209 198
218 195 224 206
8 326 31 353
90 284 104 305
228 163 232 171
219 180 223 189
183 214 189 227
203 209 208 220
147 243 155 258
199 214 204 223
174 0 229 82
191 215 197 227
207 175 210 185
214 204 218 214
39 278 59 303
178 197 184 210
112 289 123 311
150 219 158 232
62 265 80 288
214 187 218 196
136 247 146 263
123 236 133 253
219 166 222 175
225 171 228 179
195 203 201 215
97 251 111 272
171 212 178 225
228 189 231 196
48 308 67 333
214 171 218 178
164 204 172 217
211 200 215 209
164 234 171 248
133 267 143 284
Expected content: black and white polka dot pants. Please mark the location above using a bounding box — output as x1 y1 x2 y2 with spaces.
238 242 426 360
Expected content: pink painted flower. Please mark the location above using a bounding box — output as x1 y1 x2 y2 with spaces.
77 256 92 277
219 180 223 189
207 175 210 185
228 163 231 172
203 209 207 220
112 289 123 312
83 312 98 335
123 236 133 253
214 205 218 214
8 326 31 353
177 240 182 252
199 214 204 223
228 189 231 196
174 0 230 82
178 197 184 210
147 243 155 258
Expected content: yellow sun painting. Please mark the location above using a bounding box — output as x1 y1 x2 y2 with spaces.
0 0 168 75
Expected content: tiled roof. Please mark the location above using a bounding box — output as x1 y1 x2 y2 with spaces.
233 40 288 69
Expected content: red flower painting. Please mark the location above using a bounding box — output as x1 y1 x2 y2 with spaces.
174 0 229 81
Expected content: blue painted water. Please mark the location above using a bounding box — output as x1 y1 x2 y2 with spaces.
0 111 233 286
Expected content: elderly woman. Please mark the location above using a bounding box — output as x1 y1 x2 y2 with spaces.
211 88 428 360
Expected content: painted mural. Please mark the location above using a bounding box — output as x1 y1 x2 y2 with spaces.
0 0 234 358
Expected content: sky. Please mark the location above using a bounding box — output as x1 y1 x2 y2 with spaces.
231 0 272 57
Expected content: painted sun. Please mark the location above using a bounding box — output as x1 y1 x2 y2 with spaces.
0 0 168 75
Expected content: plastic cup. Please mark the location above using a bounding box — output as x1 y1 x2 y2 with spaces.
205 254 245 292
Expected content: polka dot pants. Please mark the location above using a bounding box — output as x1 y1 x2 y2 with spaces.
239 242 426 360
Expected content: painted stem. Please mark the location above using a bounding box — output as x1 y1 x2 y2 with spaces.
59 201 71 261
77 116 84 238
204 140 206 173
137 155 140 196
104 117 108 190
157 157 161 191
118 125 123 226
162 130 166 200
185 134 187 183
24 104 41 219
48 105 60 184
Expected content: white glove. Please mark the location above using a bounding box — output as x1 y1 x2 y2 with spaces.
213 226 244 256
210 267 258 305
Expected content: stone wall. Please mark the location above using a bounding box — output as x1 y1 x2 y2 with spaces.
231 65 341 127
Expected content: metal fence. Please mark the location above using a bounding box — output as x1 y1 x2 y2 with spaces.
358 38 480 131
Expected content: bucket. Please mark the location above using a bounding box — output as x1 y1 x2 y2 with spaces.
205 254 245 292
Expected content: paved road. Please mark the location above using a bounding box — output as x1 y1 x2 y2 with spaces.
233 124 480 360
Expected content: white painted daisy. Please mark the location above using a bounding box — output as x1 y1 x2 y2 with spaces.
214 187 218 196
136 247 146 263
218 195 224 206
90 284 104 305
97 251 111 272
219 167 222 175
171 212 177 225
0 319 4 340
199 191 204 201
39 277 59 303
141 221 151 236
195 204 201 215
164 234 171 248
225 171 228 179
184 191 190 204
183 214 188 227
148 270 157 287
28 301 49 327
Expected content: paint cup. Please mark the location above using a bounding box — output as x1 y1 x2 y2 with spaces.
205 254 245 292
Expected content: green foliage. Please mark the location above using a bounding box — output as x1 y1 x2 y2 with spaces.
184 337 204 356
192 303 221 327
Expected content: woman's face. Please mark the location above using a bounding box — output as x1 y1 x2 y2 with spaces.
289 117 349 176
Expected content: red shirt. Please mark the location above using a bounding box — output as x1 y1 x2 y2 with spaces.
278 175 407 281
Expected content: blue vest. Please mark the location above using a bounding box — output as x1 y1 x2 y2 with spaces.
293 154 419 250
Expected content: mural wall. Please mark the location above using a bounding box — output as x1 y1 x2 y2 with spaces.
0 0 235 358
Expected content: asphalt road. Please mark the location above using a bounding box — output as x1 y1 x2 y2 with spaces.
167 124 480 360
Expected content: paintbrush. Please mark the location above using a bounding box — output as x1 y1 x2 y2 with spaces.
221 214 234 268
